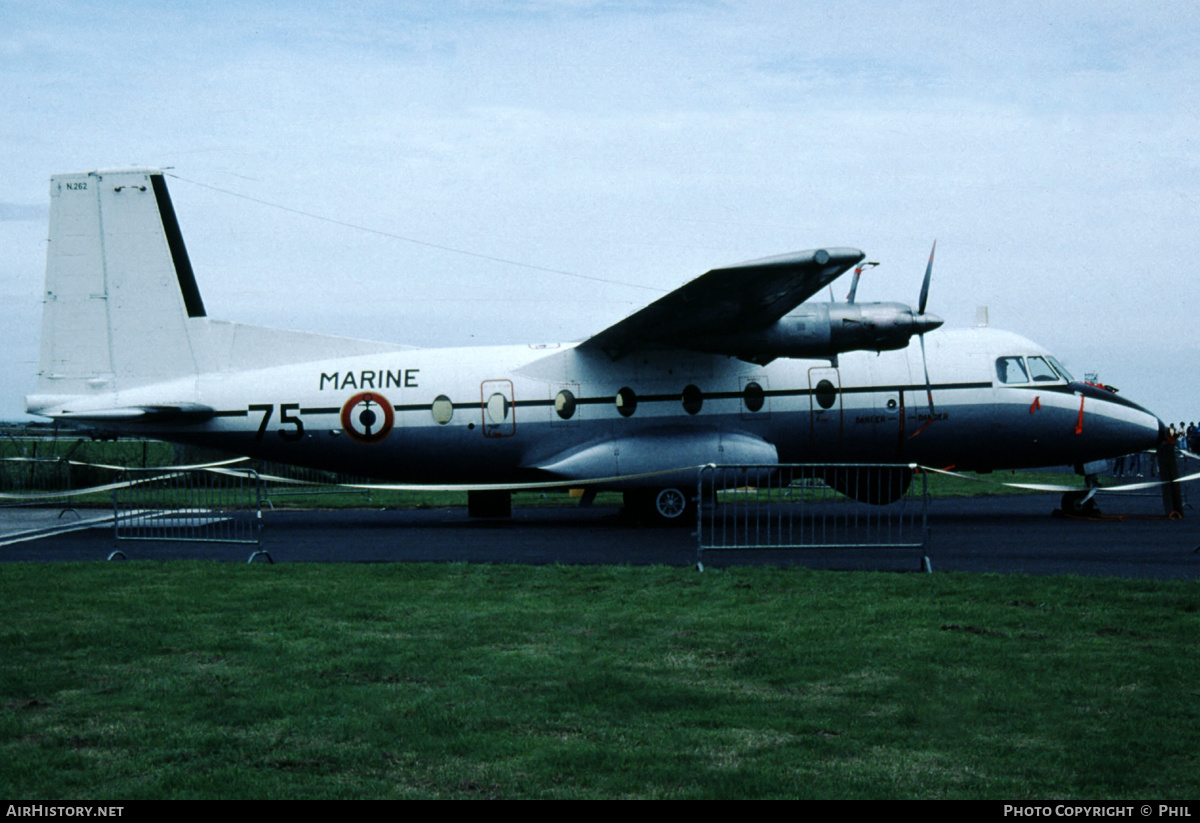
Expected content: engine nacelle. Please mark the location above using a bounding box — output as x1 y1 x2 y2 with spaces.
828 302 943 353
692 302 943 364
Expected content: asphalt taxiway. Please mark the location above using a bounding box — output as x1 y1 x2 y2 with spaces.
1 492 1197 578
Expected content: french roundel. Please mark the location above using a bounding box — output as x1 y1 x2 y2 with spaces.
340 392 395 444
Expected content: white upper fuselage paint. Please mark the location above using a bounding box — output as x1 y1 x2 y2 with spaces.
40 326 1161 486
29 169 1165 493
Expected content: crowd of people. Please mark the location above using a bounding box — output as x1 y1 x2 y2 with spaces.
1175 422 1199 456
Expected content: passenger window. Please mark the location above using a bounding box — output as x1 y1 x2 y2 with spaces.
995 356 1029 384
431 395 453 424
1026 356 1059 382
743 381 765 413
486 392 509 424
814 379 837 410
555 389 576 420
616 387 637 418
681 384 703 415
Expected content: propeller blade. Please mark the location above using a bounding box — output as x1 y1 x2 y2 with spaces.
921 333 935 417
909 333 936 439
909 242 938 440
1157 423 1184 517
918 239 936 315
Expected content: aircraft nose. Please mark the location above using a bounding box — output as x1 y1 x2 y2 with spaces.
1105 403 1162 456
1068 382 1161 459
1134 410 1166 452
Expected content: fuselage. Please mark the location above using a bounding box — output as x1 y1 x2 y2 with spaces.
27 170 1168 505
41 326 1162 487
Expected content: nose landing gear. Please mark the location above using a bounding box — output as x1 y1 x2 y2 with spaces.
1059 489 1101 517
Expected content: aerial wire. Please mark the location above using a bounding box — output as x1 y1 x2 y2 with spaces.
166 173 666 294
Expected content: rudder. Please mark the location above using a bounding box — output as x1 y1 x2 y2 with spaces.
35 169 202 399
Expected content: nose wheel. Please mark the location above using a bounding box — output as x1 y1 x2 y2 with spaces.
1059 489 1101 517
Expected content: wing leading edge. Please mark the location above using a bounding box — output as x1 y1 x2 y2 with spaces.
579 247 865 360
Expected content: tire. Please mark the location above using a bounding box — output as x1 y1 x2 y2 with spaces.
653 487 690 521
624 487 692 525
1061 490 1100 516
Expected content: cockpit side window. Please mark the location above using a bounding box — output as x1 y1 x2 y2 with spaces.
995 356 1029 384
1026 356 1060 382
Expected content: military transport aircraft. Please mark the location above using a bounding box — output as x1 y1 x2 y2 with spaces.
24 169 1177 521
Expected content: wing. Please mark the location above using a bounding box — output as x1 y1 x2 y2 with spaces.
579 247 865 360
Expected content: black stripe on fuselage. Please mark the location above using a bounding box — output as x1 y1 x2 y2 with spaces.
211 380 997 419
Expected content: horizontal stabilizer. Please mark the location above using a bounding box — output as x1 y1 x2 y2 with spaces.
45 403 216 424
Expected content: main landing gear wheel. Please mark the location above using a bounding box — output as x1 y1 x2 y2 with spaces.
654 487 689 521
624 487 693 525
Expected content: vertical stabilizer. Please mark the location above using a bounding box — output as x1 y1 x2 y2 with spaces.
35 169 201 398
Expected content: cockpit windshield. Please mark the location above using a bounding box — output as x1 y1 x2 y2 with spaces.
1047 356 1073 381
995 355 1071 385
1026 356 1059 382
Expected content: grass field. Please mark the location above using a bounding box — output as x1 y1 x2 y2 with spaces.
2 563 1197 799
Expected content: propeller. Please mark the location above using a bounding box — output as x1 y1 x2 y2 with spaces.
918 239 935 316
1157 421 1184 517
910 241 941 439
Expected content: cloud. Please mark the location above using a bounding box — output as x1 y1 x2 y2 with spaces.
1 1 1198 421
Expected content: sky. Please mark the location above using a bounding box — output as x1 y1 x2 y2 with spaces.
2 0 1198 423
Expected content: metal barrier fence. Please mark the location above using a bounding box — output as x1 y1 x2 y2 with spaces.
113 468 263 547
1 431 176 508
0 457 71 507
696 463 929 571
256 461 373 505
